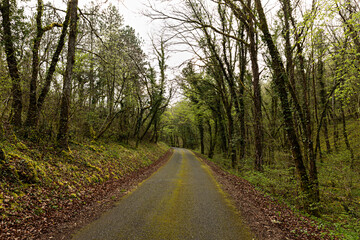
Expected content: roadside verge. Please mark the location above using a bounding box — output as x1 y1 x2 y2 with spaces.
0 139 172 240
194 152 336 240
42 148 173 240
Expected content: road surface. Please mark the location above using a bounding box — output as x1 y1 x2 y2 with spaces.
72 148 253 240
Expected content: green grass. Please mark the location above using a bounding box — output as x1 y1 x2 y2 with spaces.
202 118 360 239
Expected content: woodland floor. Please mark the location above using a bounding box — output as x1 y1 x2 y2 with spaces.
195 153 337 240
0 146 172 240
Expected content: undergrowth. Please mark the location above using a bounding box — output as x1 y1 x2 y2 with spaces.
0 130 169 234
204 119 360 239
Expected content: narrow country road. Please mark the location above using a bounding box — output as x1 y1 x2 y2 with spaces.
72 148 253 240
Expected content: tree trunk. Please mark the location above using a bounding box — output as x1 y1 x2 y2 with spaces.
239 45 246 161
340 101 355 169
25 0 44 128
25 0 64 128
198 114 205 154
318 60 331 153
297 42 320 205
36 3 71 123
332 87 339 151
57 0 78 149
140 104 160 141
216 102 228 154
1 0 23 127
247 3 263 171
225 105 236 168
207 119 217 158
253 0 316 212
89 21 95 110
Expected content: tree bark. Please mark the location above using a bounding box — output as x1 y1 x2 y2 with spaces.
25 0 44 128
297 38 320 205
57 0 78 149
1 0 23 127
340 102 355 169
318 60 331 153
332 84 339 152
247 0 263 171
238 39 246 161
253 0 315 211
25 0 63 128
207 119 217 158
36 3 71 123
198 113 205 154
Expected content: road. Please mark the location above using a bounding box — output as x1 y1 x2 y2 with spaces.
72 148 253 240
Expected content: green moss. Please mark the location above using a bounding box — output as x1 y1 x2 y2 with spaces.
15 142 28 150
0 136 169 229
70 193 77 198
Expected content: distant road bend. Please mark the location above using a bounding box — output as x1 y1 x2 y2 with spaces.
73 148 253 240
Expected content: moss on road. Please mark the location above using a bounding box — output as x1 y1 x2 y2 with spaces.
73 148 253 240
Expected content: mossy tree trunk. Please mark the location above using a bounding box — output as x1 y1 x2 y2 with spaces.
25 0 63 129
340 101 355 169
318 58 331 153
1 0 23 127
33 2 71 128
252 0 317 213
57 0 78 149
247 0 263 171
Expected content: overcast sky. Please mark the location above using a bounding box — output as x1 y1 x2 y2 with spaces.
23 0 313 102
36 0 158 52
28 0 313 80
114 0 191 75
120 0 154 44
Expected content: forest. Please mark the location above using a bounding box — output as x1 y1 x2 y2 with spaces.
0 0 359 238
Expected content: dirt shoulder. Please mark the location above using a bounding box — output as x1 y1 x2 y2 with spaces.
195 152 336 240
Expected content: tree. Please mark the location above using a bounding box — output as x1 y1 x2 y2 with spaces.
1 0 23 127
25 0 63 129
223 0 317 212
57 0 78 149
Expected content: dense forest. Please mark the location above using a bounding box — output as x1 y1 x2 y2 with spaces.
153 0 360 237
0 0 171 147
0 0 172 238
0 0 359 238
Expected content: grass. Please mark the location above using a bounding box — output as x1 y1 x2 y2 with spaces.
202 118 360 239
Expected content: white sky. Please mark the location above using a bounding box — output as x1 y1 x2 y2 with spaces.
109 0 192 77
120 0 154 43
24 0 314 83
37 0 159 53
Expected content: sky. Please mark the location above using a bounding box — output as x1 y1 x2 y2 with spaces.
111 0 192 77
21 0 185 101
120 0 154 44
24 0 291 76
35 0 160 53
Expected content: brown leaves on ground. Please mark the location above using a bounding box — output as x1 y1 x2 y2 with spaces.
196 153 337 240
1 149 173 240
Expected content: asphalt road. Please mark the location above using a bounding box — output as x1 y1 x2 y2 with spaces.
72 148 253 240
